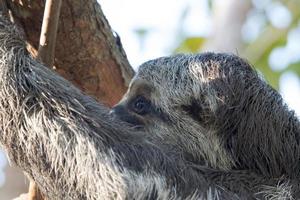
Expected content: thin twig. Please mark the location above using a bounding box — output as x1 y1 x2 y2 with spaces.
29 0 62 199
28 181 44 200
37 0 62 67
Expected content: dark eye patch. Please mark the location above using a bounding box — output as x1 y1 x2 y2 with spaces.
130 96 151 115
181 99 204 122
129 95 171 124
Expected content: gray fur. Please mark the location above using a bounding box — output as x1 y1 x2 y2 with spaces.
125 53 300 178
0 14 299 199
257 181 295 200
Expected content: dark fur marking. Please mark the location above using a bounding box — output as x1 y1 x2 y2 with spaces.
149 106 171 124
181 99 207 124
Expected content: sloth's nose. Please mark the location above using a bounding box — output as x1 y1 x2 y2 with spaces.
109 108 115 116
109 105 124 117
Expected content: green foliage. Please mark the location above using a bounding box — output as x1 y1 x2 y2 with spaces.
174 37 205 53
286 61 300 76
125 0 300 90
245 0 300 89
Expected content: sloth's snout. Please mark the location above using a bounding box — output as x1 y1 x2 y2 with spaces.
110 105 144 126
109 105 125 117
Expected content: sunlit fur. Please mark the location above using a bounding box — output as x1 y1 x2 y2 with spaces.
257 181 296 200
0 14 299 199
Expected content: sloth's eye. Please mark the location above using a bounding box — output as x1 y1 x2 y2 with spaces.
132 96 150 115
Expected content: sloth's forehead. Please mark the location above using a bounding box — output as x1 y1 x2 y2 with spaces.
137 53 255 86
137 53 221 77
128 78 154 96
137 56 222 87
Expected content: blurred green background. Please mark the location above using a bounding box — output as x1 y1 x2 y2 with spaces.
171 0 300 90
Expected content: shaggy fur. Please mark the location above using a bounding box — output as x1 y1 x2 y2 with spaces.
0 14 299 199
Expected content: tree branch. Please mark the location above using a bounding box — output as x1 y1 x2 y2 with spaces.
29 1 62 199
6 0 134 106
28 181 44 200
37 0 62 67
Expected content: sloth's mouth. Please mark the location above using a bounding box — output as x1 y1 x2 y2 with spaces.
110 106 145 128
130 124 145 131
119 114 143 126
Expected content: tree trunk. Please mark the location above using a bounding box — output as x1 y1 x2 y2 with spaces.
6 0 134 106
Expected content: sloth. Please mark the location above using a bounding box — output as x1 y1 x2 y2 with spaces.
112 53 300 178
0 14 299 199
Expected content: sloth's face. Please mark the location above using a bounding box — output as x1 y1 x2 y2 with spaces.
111 75 233 169
111 77 214 129
110 53 261 170
110 78 166 129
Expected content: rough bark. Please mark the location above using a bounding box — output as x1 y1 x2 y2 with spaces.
6 0 134 106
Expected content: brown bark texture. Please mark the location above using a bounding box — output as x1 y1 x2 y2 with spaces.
6 0 134 106
28 181 44 200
